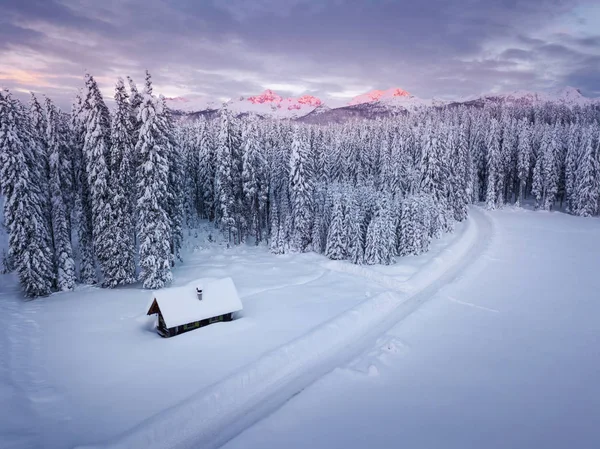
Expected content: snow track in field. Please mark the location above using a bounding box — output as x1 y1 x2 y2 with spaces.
80 207 493 449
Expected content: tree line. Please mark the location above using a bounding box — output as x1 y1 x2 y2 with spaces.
1 74 599 298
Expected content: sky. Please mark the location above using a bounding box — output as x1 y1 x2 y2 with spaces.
1 0 599 109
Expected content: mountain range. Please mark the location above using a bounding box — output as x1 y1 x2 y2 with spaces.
166 86 599 124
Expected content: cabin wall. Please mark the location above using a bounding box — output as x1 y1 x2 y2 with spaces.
162 313 233 337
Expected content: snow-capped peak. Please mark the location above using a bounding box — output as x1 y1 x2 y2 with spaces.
349 87 411 106
226 89 323 118
481 86 594 106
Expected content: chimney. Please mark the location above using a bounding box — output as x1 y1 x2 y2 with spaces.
196 287 203 301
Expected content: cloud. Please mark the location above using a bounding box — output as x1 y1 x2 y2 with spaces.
1 0 599 108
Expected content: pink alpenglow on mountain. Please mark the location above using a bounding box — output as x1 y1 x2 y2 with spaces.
349 88 411 105
247 89 284 105
247 90 322 110
297 95 322 107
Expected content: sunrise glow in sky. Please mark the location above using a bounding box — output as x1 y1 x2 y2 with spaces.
1 0 599 108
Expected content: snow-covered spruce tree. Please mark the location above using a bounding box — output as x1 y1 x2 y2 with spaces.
288 127 313 252
448 123 470 221
516 118 532 206
197 120 216 220
215 107 242 243
127 76 143 134
398 195 419 256
126 76 144 219
71 91 97 284
324 191 346 260
531 133 544 209
533 124 560 211
364 194 396 265
573 126 599 217
179 123 199 227
83 73 112 281
345 188 365 264
564 123 581 213
136 86 172 289
420 123 451 233
500 115 517 204
103 78 136 287
158 95 184 264
29 93 54 266
242 118 268 243
0 90 54 297
485 118 502 209
542 125 560 211
45 98 76 291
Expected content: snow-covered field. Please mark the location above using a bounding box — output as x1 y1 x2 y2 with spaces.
2 207 599 449
1 215 470 449
222 208 600 449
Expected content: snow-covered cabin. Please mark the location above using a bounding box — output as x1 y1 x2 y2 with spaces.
146 278 243 337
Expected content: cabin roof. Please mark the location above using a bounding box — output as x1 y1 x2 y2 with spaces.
147 277 243 328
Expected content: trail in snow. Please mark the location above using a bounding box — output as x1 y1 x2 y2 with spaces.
82 207 493 449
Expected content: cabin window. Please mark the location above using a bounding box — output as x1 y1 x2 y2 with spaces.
183 321 200 331
209 315 223 324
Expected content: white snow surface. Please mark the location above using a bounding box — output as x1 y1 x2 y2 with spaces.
151 277 242 328
0 218 467 449
222 207 600 449
2 208 599 449
80 208 484 449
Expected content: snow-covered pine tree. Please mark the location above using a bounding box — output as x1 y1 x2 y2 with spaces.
516 118 532 206
398 195 418 256
345 188 365 264
158 95 184 264
127 76 143 134
364 194 395 265
268 191 284 254
448 123 470 221
70 90 97 284
197 120 216 221
242 118 267 243
288 127 313 252
136 84 172 289
485 118 502 209
573 126 599 217
564 123 581 213
103 78 137 287
541 124 560 211
29 93 54 266
324 191 346 260
83 73 112 281
127 76 144 215
421 123 452 232
46 97 76 291
309 183 328 254
215 107 240 243
0 90 54 297
179 123 199 227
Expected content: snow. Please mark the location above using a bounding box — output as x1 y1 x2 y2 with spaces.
164 95 219 113
221 208 600 449
0 214 467 449
2 208 600 449
165 90 323 119
151 277 243 328
79 209 483 449
167 86 599 120
480 86 599 107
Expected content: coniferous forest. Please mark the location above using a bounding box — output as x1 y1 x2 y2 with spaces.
1 72 599 298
